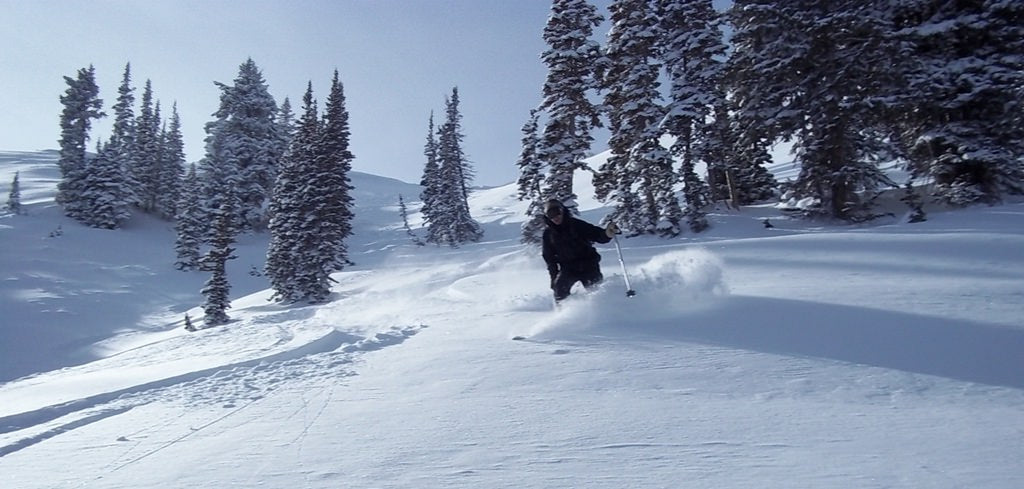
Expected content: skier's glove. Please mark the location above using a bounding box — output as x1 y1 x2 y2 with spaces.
605 222 619 237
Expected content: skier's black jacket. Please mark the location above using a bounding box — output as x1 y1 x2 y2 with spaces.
542 213 612 280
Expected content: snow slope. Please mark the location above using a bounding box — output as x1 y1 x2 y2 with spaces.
1 150 1023 488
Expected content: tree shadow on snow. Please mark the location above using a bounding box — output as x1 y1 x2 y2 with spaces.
616 296 1024 390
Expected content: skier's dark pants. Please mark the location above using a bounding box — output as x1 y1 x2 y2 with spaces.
553 268 603 302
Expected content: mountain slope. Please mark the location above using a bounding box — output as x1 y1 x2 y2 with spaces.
1 150 1023 488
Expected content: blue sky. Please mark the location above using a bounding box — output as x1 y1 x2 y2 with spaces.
1 0 728 187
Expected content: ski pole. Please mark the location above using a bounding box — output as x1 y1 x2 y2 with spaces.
612 233 636 297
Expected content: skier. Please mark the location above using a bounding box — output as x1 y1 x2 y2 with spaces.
541 199 618 303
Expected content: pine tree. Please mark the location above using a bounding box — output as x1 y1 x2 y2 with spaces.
516 110 547 243
703 101 734 204
6 171 21 215
110 63 136 151
398 194 424 246
537 0 604 203
79 139 132 229
154 103 185 220
276 97 296 138
891 0 1024 205
109 62 139 207
202 58 285 233
419 112 444 244
276 96 297 153
183 313 196 332
303 70 356 302
727 1 900 220
432 87 482 246
704 101 778 206
197 125 242 241
175 164 204 271
599 0 681 236
201 200 236 326
131 80 162 214
57 65 104 219
679 153 709 232
267 83 319 302
658 0 731 232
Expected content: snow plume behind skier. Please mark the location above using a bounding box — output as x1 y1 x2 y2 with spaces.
527 248 729 339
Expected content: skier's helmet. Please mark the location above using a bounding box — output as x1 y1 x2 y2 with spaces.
544 199 564 219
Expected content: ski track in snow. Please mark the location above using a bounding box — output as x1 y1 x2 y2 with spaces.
0 323 425 459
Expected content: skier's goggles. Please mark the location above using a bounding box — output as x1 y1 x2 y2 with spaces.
545 207 563 218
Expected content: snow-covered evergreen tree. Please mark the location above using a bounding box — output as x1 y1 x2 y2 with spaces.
658 0 731 232
131 80 162 214
267 84 318 302
276 96 296 142
6 171 21 215
202 58 284 234
303 70 356 301
516 110 547 243
79 139 132 229
56 65 104 219
267 73 354 303
703 101 778 206
890 0 1024 205
154 103 185 220
419 112 444 244
536 0 604 204
432 87 482 247
109 63 139 208
398 194 424 246
174 164 204 271
201 200 236 326
679 154 710 232
599 0 681 236
727 0 899 220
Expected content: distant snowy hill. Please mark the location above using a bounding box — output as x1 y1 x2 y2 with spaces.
1 149 1023 488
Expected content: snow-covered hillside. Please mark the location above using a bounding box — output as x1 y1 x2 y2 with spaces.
1 150 1022 488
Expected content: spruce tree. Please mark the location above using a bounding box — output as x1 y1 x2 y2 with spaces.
201 200 236 326
80 139 132 229
175 164 204 271
600 0 681 236
267 84 319 302
658 0 731 232
6 171 21 215
57 65 104 219
154 103 185 220
131 80 162 214
202 58 285 233
109 63 139 207
419 112 443 244
110 63 136 152
433 87 482 246
303 70 356 302
276 96 297 150
727 0 900 220
516 110 546 243
703 101 777 206
891 0 1024 205
536 0 604 203
398 194 424 246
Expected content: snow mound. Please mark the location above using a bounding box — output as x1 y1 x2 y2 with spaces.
528 249 728 338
